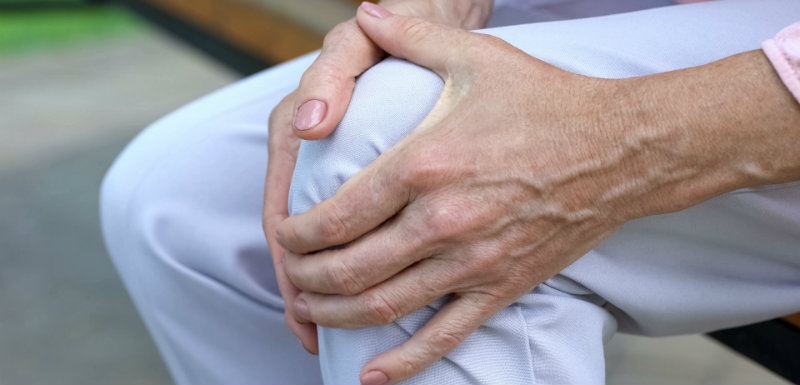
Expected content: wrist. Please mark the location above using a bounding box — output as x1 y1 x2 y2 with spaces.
615 50 800 220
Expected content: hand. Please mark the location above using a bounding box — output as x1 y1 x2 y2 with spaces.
277 3 800 384
277 3 633 382
263 0 494 354
263 91 318 353
287 0 493 142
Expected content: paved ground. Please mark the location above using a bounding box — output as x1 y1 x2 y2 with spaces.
0 11 235 384
0 5 790 385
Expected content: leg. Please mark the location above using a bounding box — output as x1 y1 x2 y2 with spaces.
101 54 323 385
101 1 671 381
288 0 800 383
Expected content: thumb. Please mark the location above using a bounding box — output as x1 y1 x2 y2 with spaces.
355 2 471 76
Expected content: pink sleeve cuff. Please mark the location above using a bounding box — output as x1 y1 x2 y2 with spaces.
762 22 800 104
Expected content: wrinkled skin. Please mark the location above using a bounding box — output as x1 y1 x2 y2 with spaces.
262 0 493 355
275 4 800 385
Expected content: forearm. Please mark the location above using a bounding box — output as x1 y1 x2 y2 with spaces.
620 50 800 218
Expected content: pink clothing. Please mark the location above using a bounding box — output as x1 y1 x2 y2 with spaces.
763 22 800 103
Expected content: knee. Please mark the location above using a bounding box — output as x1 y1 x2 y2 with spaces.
100 117 205 275
101 133 147 259
100 122 176 275
101 110 274 296
289 57 443 215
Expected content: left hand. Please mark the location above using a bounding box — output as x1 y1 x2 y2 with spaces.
262 90 318 353
277 3 798 384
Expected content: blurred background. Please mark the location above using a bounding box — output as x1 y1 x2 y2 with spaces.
0 0 796 384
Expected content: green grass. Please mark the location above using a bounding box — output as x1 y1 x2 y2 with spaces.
0 5 143 56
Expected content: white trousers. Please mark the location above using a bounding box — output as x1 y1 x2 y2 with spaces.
101 1 800 384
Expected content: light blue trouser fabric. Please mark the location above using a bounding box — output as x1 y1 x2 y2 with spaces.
101 1 800 384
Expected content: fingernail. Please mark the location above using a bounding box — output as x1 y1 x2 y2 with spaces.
294 99 326 131
361 370 389 385
360 2 392 19
294 297 311 320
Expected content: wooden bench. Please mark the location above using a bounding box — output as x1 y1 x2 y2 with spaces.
116 0 361 73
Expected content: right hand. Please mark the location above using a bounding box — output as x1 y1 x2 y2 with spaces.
263 0 494 354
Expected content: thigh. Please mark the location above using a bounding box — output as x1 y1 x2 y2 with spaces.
101 53 323 384
566 182 800 336
289 0 800 383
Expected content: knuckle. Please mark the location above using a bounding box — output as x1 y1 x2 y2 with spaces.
397 18 429 42
473 254 499 274
326 260 363 295
274 222 293 248
318 205 349 244
299 60 344 91
394 18 431 54
429 326 466 352
305 21 362 89
395 148 445 190
421 199 463 241
361 291 400 325
459 34 510 71
276 218 304 250
268 94 295 133
322 20 356 48
394 160 419 189
263 212 285 242
282 254 302 282
396 355 424 377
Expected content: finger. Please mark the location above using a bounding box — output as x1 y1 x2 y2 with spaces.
275 155 410 254
271 244 320 354
264 96 300 224
263 105 320 356
264 95 319 352
285 309 319 354
284 208 430 295
268 239 320 353
360 293 503 385
293 19 384 140
355 2 475 76
293 258 456 328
